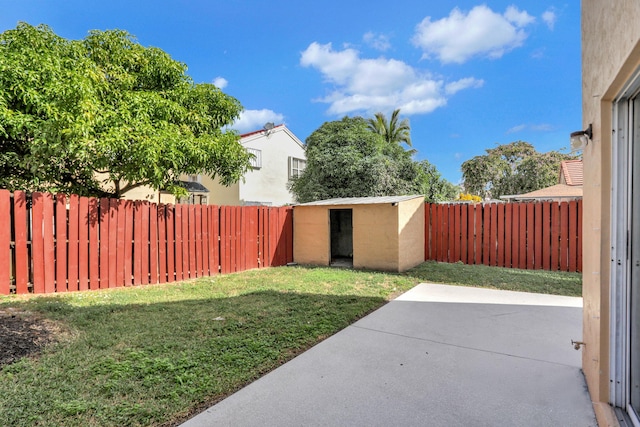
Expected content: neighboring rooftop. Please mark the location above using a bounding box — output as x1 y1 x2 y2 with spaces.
501 184 582 201
296 195 424 206
560 160 583 186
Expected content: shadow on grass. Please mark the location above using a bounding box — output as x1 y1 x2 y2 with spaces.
1 290 386 427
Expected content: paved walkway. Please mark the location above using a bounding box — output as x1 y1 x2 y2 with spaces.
181 284 596 427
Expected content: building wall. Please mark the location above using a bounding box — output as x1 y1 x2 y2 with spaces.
352 204 399 271
293 206 330 266
239 126 305 206
397 197 425 272
198 177 240 206
582 1 640 424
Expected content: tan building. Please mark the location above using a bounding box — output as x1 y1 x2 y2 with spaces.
293 196 424 273
581 2 640 425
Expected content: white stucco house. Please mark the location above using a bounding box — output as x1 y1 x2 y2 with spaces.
186 124 306 206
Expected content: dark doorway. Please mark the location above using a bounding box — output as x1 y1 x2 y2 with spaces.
330 209 353 268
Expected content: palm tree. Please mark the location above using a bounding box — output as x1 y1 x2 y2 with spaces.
366 108 412 148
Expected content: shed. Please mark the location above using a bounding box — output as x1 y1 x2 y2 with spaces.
293 195 424 272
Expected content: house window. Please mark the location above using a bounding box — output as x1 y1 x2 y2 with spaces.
289 157 306 179
247 148 262 168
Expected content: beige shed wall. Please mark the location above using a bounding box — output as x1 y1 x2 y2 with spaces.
582 1 640 424
352 204 399 271
293 206 330 266
397 197 425 272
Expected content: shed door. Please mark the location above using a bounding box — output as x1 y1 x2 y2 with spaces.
330 209 353 266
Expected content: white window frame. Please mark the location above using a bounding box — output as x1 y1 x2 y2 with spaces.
246 148 262 169
288 156 306 179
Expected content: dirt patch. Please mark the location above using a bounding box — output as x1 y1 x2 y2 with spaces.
0 309 64 368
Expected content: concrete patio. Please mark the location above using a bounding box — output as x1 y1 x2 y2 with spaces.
181 283 596 427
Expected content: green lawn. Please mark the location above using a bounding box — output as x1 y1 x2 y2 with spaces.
0 263 581 426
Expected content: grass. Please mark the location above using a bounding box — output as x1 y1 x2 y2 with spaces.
0 263 582 426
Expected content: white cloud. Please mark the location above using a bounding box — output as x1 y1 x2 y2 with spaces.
445 77 484 95
212 76 228 89
232 109 285 133
506 124 527 134
363 31 391 51
506 123 554 134
542 9 557 30
300 42 483 116
412 5 535 64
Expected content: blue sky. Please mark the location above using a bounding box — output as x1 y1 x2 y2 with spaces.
0 1 580 184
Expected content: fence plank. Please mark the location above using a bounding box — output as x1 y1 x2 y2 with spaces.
518 204 527 270
166 205 176 282
149 202 158 284
209 206 219 274
181 204 190 279
55 194 67 292
220 206 229 273
141 202 150 284
496 204 505 267
80 197 91 291
577 200 583 272
115 200 126 287
474 205 482 265
108 199 118 288
0 190 10 294
200 205 209 276
542 202 552 271
560 202 569 271
534 203 543 269
490 204 498 266
511 204 520 269
67 195 79 292
568 200 578 272
90 198 104 289
13 191 29 294
285 207 294 264
42 193 55 293
504 204 512 268
158 205 167 283
482 204 491 266
99 198 110 289
188 205 196 277
174 204 183 281
133 201 142 285
31 193 45 293
551 202 561 271
123 201 134 286
526 203 535 270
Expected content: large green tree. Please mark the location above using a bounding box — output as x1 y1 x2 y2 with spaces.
460 141 579 199
290 116 454 203
0 23 251 197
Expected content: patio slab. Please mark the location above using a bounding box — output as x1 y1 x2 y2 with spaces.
181 283 596 427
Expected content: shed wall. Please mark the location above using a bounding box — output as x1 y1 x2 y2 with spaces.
352 204 399 271
293 207 330 266
398 197 425 272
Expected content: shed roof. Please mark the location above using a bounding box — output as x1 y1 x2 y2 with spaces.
296 195 423 206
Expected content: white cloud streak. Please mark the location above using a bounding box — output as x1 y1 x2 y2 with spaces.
233 109 285 133
412 5 535 64
363 31 391 51
300 42 483 116
542 9 557 30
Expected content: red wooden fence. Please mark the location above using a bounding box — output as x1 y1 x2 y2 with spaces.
0 190 293 295
425 201 582 272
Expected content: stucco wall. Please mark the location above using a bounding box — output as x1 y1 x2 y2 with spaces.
293 206 330 266
199 176 240 206
582 1 640 422
239 127 305 206
352 204 399 271
397 197 425 272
